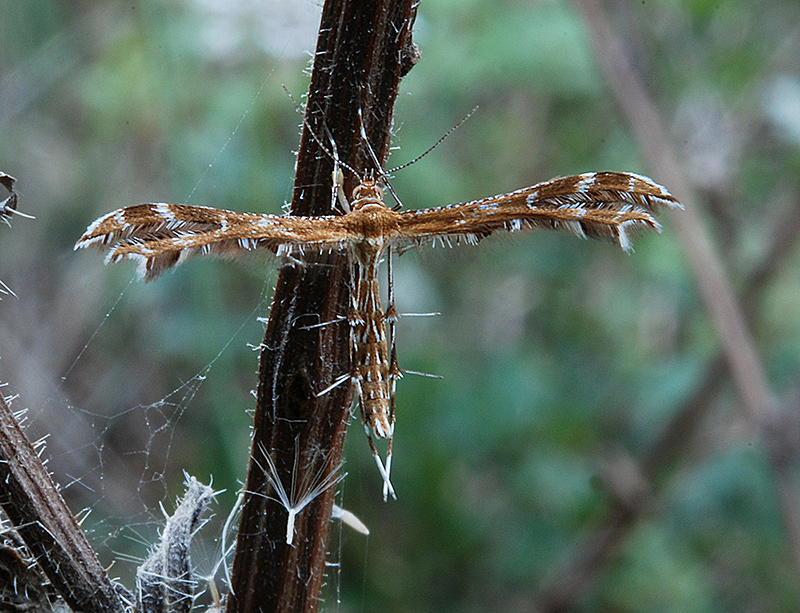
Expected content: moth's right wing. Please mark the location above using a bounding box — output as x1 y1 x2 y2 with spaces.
394 172 681 253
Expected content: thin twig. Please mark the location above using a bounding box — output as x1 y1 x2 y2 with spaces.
573 0 800 563
538 189 800 610
576 0 775 423
535 1 800 608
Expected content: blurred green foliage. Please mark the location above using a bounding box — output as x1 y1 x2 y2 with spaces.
2 0 800 610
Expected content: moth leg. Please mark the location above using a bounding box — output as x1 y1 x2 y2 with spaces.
332 166 351 214
386 246 401 380
383 432 394 502
362 420 396 501
381 373 401 502
384 246 402 501
354 377 396 500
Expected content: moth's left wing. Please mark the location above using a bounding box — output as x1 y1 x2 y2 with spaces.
394 172 681 253
76 203 351 281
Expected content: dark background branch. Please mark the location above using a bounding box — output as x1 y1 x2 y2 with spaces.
535 2 800 609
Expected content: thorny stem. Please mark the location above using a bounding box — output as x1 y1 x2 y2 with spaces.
226 1 419 612
0 392 129 612
0 174 127 610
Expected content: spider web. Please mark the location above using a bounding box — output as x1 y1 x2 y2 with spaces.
24 267 278 603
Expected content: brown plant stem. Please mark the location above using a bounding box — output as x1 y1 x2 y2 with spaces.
0 392 128 612
225 1 418 611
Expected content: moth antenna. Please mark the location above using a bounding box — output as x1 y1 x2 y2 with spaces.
357 108 405 208
386 105 479 174
282 85 361 182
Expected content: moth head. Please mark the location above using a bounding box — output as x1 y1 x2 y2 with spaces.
351 178 384 205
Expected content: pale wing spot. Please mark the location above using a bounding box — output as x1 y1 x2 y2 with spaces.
574 173 597 192
114 209 129 226
618 225 632 253
154 203 177 220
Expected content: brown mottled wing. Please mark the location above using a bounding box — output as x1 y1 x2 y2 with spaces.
76 203 351 280
394 172 682 253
